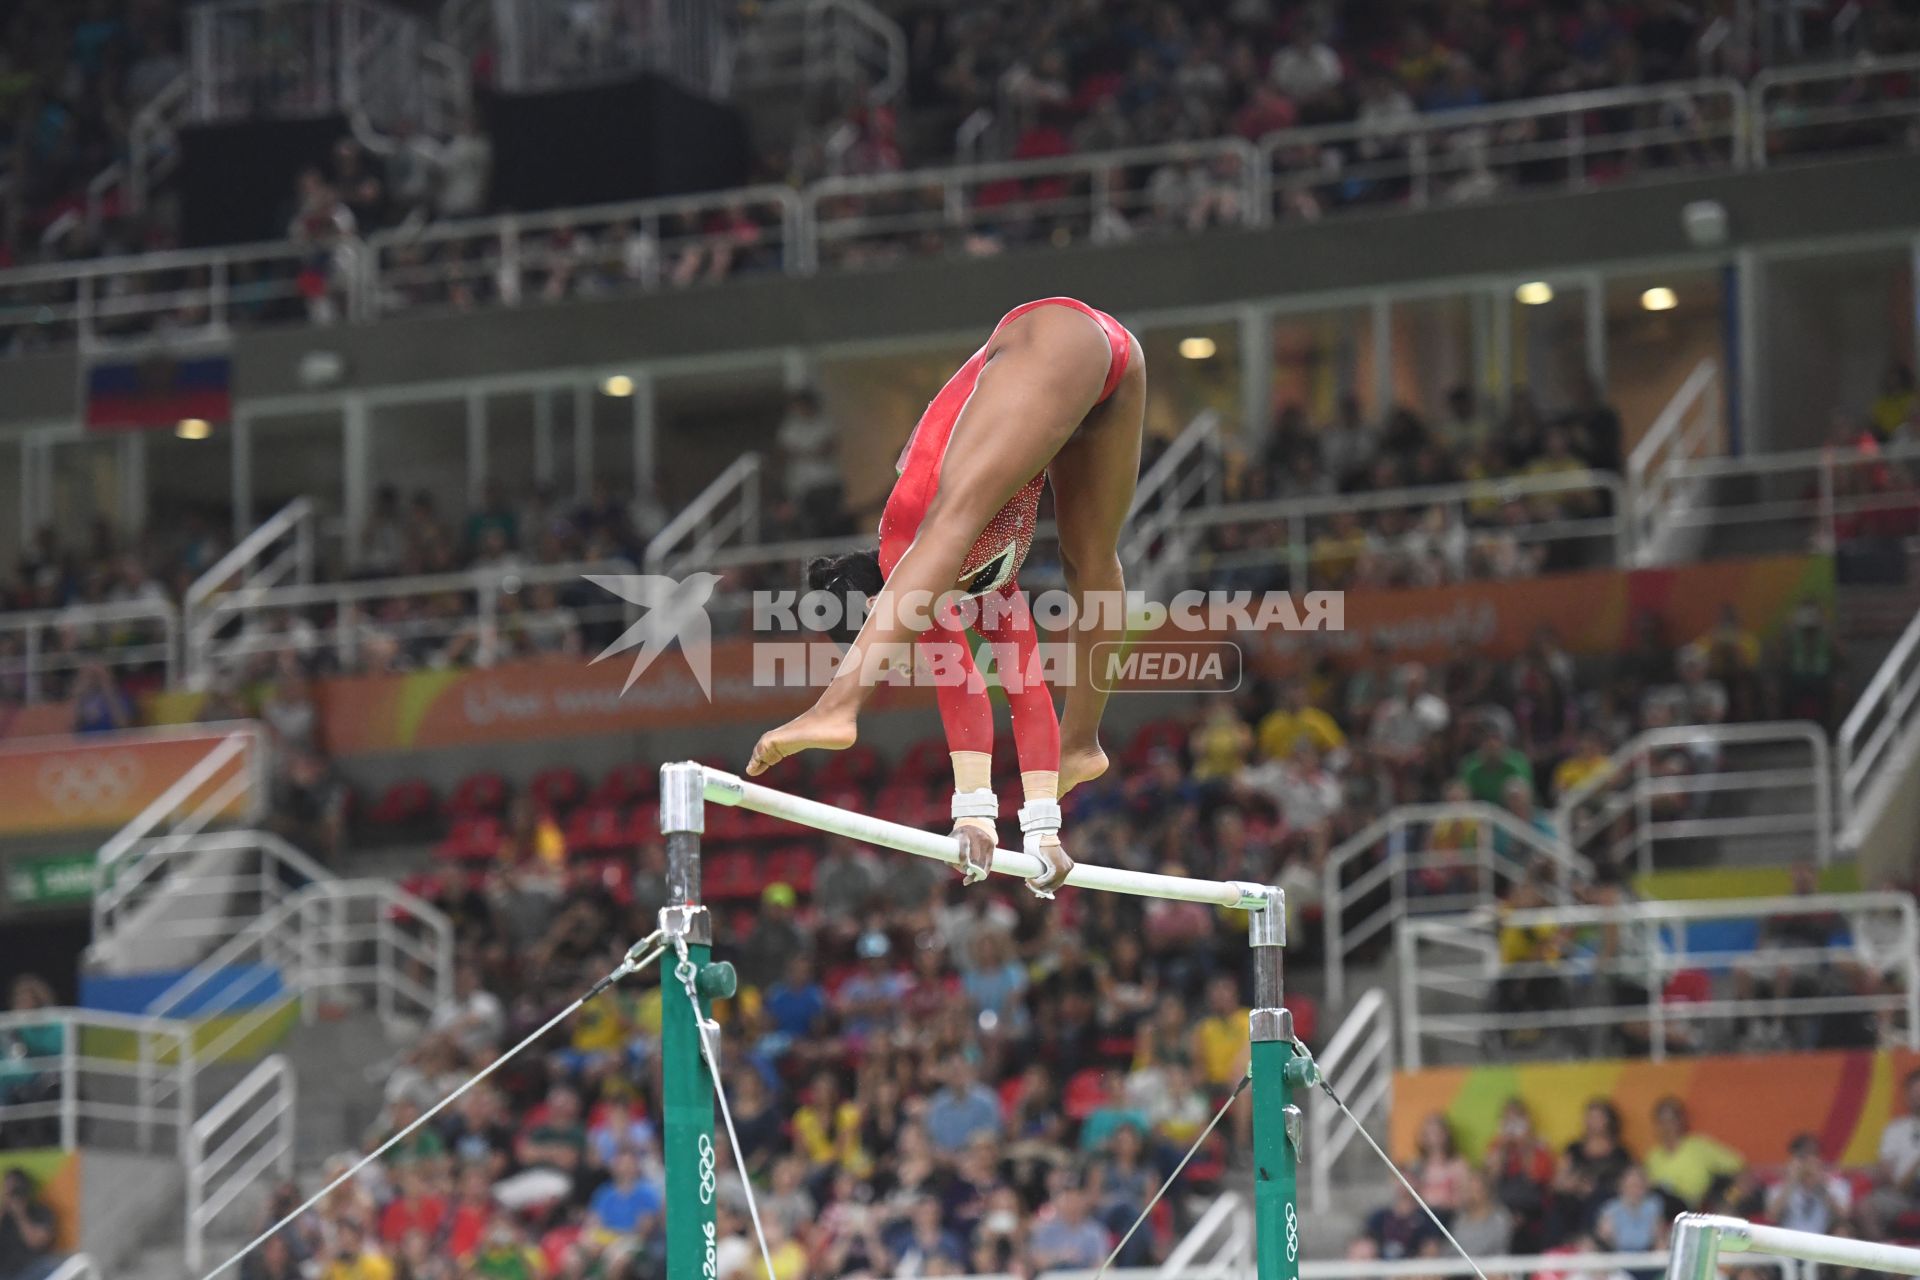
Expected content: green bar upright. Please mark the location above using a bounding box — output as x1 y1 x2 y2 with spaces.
659 764 717 1280
1252 1036 1300 1280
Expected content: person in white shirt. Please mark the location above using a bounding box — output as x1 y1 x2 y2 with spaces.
1864 1069 1920 1236
1268 23 1344 105
1767 1134 1854 1234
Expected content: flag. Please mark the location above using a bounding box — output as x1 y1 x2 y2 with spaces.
85 352 233 432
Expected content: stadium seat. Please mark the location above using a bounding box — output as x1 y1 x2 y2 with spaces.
435 815 503 863
896 737 951 784
812 744 881 792
448 770 509 817
565 806 626 855
529 766 585 813
1123 719 1187 767
368 779 437 829
1063 1067 1113 1119
590 762 656 808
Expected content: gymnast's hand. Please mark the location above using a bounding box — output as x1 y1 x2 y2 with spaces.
1028 835 1074 897
952 823 995 885
745 703 859 776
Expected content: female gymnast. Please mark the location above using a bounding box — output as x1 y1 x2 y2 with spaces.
747 297 1145 894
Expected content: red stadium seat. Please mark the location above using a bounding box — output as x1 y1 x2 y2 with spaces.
368 779 436 829
435 815 503 863
765 845 819 895
623 802 661 846
565 806 625 855
896 737 951 784
1123 719 1187 768
590 762 656 808
529 767 585 813
448 770 509 817
812 745 881 792
1064 1067 1113 1119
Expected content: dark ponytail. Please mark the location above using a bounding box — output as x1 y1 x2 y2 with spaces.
804 548 883 647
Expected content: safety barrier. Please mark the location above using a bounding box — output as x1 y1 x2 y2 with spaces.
1398 889 1919 1067
0 599 179 705
1323 803 1591 1009
6 57 1912 356
1305 988 1393 1210
184 1054 296 1271
0 1008 193 1157
1553 721 1833 877
1839 606 1920 848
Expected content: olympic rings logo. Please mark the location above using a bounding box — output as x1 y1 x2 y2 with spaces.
1285 1203 1299 1263
37 752 142 814
697 1133 717 1205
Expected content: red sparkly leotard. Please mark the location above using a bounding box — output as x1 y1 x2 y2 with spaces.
877 297 1133 773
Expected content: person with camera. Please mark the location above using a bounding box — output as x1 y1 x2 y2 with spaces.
0 1168 58 1280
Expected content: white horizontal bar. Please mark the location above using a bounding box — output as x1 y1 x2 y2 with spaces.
1690 1214 1920 1274
697 767 1272 910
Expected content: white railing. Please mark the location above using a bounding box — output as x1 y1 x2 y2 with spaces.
364 186 804 319
0 599 179 704
1121 411 1225 592
86 69 191 225
1259 79 1747 220
802 137 1264 272
1554 720 1833 877
1637 437 1920 560
96 828 330 978
1033 1250 1789 1280
1306 988 1392 1210
1398 889 1920 1066
1630 358 1723 563
0 236 363 354
1839 606 1920 848
0 1008 195 1158
146 877 454 1063
1751 52 1920 165
188 0 451 133
44 1256 104 1280
1323 802 1592 1009
732 0 907 105
1158 468 1628 593
183 497 318 642
91 723 273 967
488 0 727 96
183 556 637 682
184 1054 296 1272
644 453 765 579
1153 1192 1251 1280
8 57 1919 358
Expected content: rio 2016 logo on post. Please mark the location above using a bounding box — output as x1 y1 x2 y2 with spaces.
697 1133 717 1205
703 1221 718 1280
1285 1203 1299 1262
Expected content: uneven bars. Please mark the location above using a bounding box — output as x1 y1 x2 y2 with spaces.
1669 1214 1920 1280
695 765 1272 911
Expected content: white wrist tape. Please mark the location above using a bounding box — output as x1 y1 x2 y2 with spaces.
951 789 1000 821
1018 799 1062 838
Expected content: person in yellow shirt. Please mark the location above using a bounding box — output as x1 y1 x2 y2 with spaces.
1256 680 1346 761
1551 730 1615 804
320 1222 396 1280
1310 511 1372 586
1188 695 1254 782
752 1215 811 1280
1870 361 1916 440
790 1071 867 1172
1190 973 1251 1088
1645 1097 1744 1207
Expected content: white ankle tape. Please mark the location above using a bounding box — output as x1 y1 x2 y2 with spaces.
951 789 1000 821
1018 799 1062 837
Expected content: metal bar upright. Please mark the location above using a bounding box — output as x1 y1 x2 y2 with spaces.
659 762 717 1280
1249 887 1301 1280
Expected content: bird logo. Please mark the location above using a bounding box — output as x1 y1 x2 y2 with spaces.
584 573 724 700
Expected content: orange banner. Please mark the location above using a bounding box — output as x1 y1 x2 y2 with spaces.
303 553 1829 756
0 701 81 743
0 725 258 838
1392 1047 1920 1169
1227 551 1833 676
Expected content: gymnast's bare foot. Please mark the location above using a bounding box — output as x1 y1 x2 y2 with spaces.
1059 743 1109 796
746 704 857 776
